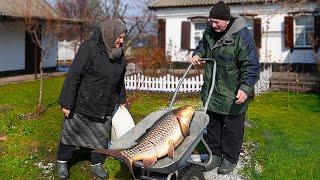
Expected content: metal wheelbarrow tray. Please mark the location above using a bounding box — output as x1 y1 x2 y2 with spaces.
111 109 209 175
110 58 217 179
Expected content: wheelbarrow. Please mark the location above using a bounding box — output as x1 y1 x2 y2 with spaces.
110 58 217 180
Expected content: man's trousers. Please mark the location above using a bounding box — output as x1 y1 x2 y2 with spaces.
204 111 246 163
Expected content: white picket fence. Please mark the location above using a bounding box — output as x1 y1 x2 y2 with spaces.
254 67 271 95
125 73 203 92
125 71 271 94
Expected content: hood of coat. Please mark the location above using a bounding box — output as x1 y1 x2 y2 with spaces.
227 14 247 35
90 19 127 59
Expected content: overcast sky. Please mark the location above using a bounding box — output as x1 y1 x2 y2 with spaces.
121 0 151 16
48 0 151 17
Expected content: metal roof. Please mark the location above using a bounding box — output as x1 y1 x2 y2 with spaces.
148 0 275 9
0 0 58 19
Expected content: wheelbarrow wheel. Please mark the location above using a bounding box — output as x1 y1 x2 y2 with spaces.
177 166 205 180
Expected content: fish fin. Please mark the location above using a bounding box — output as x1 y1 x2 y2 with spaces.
168 139 175 159
143 156 157 167
94 149 136 179
93 149 122 157
178 121 190 137
176 114 190 137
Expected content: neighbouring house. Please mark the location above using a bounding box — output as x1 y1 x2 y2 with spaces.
148 0 320 72
58 40 80 62
0 0 81 76
56 40 80 72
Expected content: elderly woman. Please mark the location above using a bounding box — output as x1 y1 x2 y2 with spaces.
57 19 127 179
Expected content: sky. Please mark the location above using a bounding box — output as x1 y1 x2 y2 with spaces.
48 0 151 17
121 0 151 16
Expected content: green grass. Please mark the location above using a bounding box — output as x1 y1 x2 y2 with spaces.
0 77 319 179
245 93 320 179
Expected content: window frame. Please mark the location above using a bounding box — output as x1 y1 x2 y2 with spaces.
244 16 254 36
190 19 207 50
293 14 314 48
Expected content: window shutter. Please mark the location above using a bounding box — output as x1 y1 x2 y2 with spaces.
314 15 320 53
181 21 191 49
253 18 262 48
284 16 294 52
158 19 166 49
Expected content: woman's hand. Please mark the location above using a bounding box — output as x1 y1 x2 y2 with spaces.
121 102 131 110
62 108 71 118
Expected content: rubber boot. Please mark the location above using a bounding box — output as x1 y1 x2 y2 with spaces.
218 158 237 174
91 163 107 179
57 161 69 179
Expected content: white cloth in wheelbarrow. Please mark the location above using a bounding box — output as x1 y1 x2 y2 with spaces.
60 112 112 149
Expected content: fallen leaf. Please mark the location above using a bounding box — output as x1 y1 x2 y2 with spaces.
0 135 7 141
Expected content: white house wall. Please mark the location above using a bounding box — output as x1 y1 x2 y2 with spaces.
255 6 317 64
154 2 318 63
0 22 25 71
165 17 190 62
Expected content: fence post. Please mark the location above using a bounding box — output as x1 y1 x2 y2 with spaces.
171 75 175 92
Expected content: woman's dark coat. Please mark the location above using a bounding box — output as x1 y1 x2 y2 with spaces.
59 28 126 119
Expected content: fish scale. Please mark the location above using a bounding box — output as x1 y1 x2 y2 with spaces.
122 112 182 161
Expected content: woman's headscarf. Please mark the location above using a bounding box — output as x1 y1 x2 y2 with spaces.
99 19 127 60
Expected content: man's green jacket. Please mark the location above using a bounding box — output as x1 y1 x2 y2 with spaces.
193 15 260 115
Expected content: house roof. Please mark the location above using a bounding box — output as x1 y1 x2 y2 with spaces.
148 0 274 9
0 0 58 19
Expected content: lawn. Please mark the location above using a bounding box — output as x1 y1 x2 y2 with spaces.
0 77 319 179
244 92 320 179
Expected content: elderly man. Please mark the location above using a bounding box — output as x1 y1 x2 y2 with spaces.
191 1 260 174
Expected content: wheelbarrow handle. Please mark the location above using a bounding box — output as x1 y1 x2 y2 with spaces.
199 58 216 62
168 58 216 113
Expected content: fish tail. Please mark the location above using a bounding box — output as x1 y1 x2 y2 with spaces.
94 149 136 179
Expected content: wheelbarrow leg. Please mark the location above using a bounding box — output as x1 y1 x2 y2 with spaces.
187 137 214 171
166 171 178 180
139 169 156 180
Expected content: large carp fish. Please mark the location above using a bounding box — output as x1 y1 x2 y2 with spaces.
95 105 195 178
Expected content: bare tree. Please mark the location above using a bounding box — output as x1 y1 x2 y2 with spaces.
96 0 156 47
9 0 63 115
55 0 104 42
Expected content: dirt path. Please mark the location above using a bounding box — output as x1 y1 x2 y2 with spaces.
0 72 66 86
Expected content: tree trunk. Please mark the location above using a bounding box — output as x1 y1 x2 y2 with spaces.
32 31 43 116
34 44 38 80
37 58 43 116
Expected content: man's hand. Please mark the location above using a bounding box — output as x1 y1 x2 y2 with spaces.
191 55 201 65
62 108 71 118
235 89 248 104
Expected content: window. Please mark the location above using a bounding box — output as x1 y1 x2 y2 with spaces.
245 17 254 36
294 15 314 47
241 15 262 48
192 21 207 49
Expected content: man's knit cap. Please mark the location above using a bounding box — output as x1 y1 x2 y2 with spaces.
209 1 231 20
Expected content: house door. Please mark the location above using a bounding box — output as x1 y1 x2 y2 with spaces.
25 31 41 74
